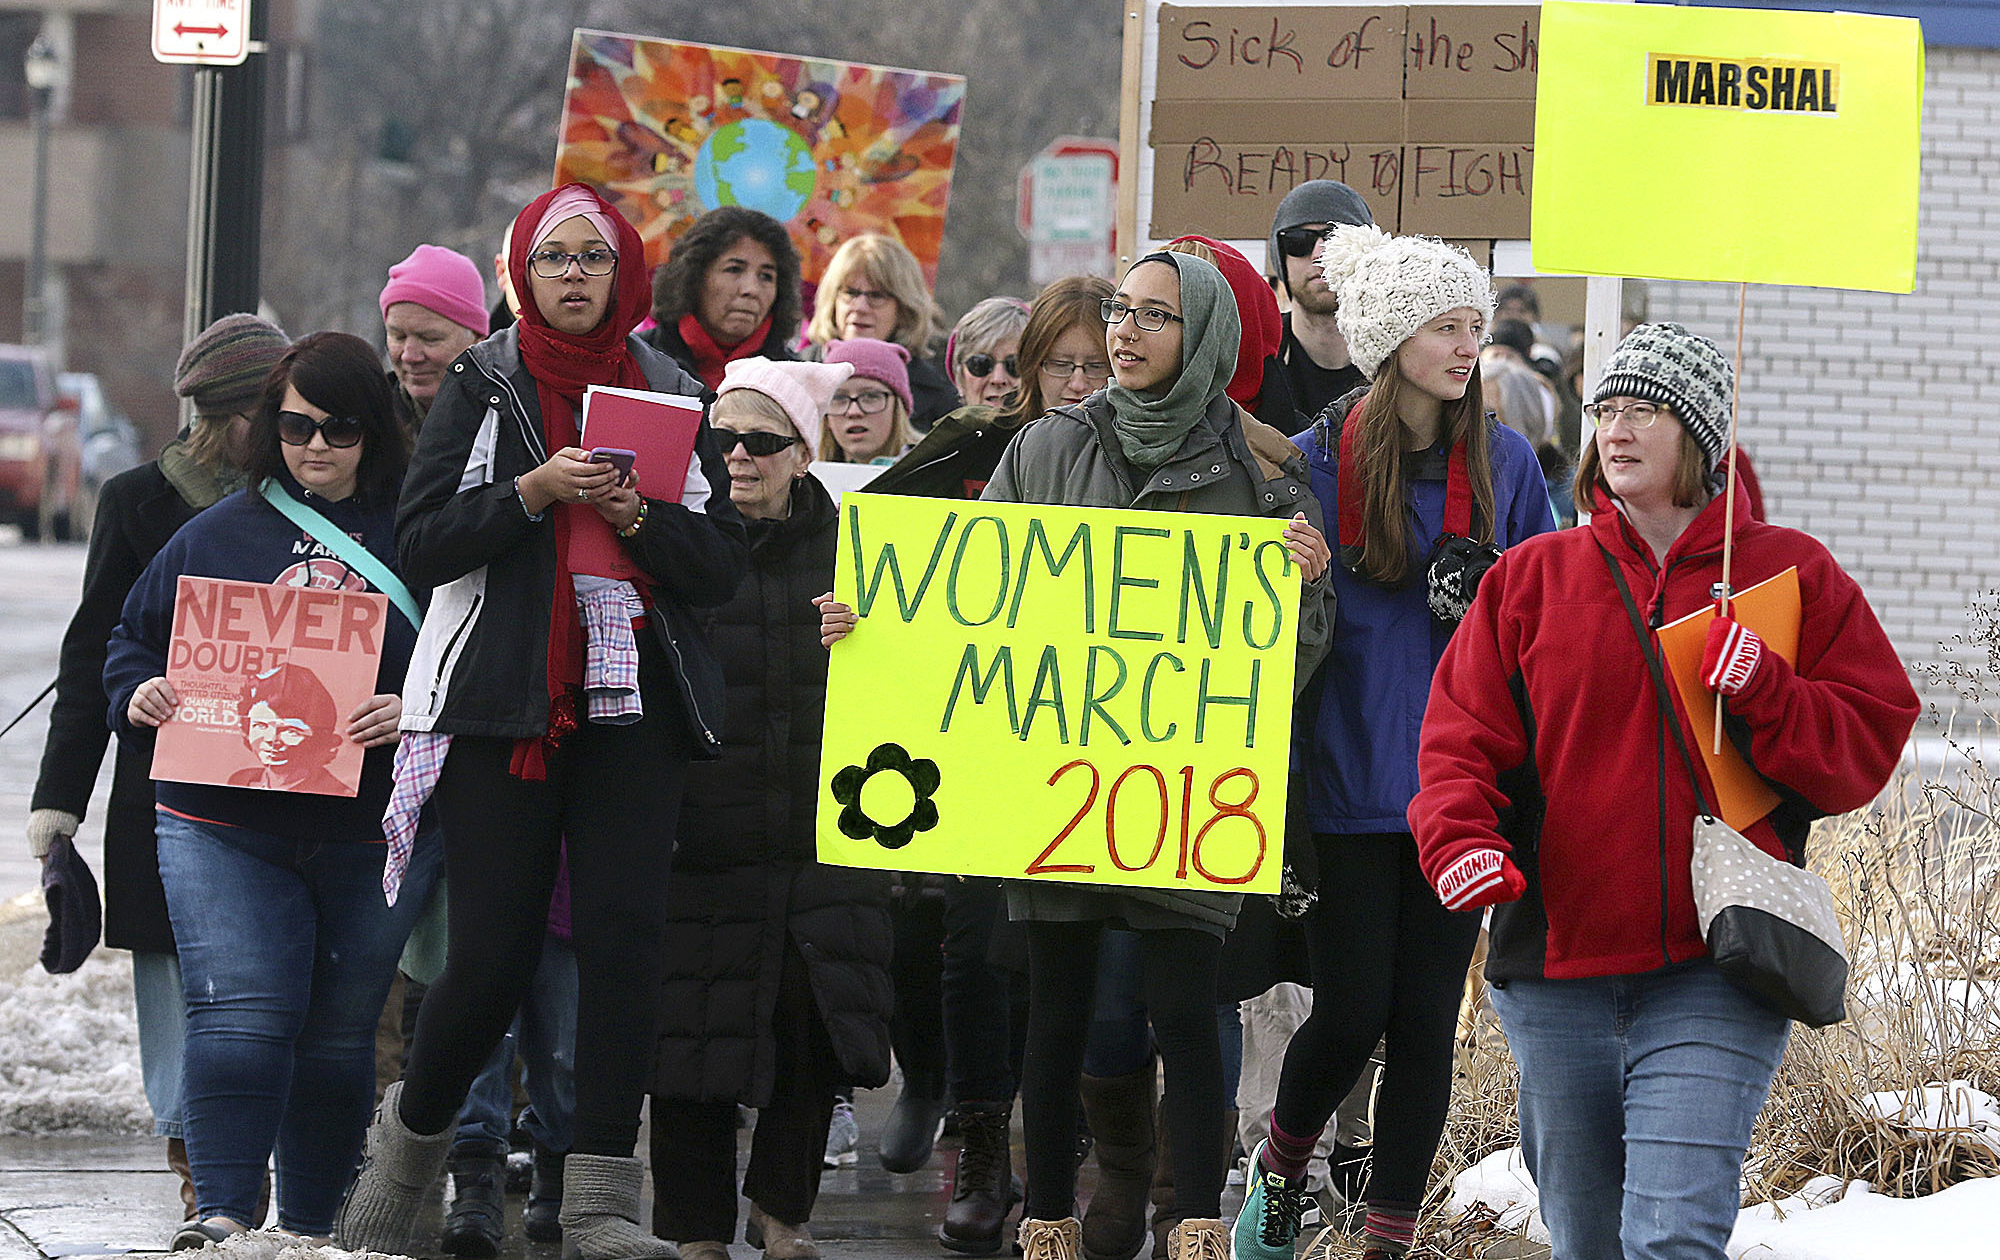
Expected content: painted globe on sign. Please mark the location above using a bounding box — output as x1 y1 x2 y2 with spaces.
692 118 818 220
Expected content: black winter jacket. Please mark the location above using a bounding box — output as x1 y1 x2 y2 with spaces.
652 474 893 1104
31 462 201 953
396 326 747 753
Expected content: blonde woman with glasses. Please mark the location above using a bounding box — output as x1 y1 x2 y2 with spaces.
807 234 958 429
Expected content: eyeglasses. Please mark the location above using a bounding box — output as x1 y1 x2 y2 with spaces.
1101 299 1185 333
840 286 895 306
1583 400 1669 428
715 427 801 457
277 411 365 448
826 389 894 416
1276 224 1330 259
1039 358 1113 381
526 247 617 279
962 353 1018 379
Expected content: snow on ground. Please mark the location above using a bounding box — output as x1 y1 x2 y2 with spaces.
0 948 151 1134
1857 1081 2000 1155
203 1233 415 1260
1449 1130 2000 1259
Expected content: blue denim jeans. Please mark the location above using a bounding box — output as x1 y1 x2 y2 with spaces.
156 811 442 1235
1491 960 1790 1260
133 950 186 1138
452 933 578 1155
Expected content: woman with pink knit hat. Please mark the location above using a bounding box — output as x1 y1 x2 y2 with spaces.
379 243 489 429
818 338 917 464
645 356 895 1260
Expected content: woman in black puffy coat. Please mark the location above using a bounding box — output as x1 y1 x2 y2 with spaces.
648 356 893 1260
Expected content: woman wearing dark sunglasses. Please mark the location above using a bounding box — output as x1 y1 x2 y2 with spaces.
104 331 439 1250
646 356 895 1260
946 297 1030 410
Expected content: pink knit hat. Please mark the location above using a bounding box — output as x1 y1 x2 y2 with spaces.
379 244 490 337
715 357 854 454
824 338 913 413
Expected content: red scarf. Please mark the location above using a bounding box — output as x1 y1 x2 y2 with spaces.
506 183 653 778
677 312 772 392
1335 396 1473 564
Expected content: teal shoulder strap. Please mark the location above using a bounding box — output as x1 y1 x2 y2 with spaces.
257 478 423 629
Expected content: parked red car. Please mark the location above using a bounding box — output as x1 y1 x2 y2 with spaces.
0 343 81 540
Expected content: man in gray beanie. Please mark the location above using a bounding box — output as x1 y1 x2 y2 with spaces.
1267 181 1375 423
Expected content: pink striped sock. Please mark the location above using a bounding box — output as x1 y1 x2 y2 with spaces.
1362 1201 1419 1255
1259 1111 1320 1181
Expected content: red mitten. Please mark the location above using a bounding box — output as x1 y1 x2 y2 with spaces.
1433 849 1526 912
1702 615 1765 697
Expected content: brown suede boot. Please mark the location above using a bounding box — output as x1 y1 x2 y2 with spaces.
1079 1066 1156 1260
166 1138 197 1222
1162 1218 1227 1260
1017 1217 1082 1260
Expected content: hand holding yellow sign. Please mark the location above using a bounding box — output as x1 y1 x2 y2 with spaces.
1532 1 1922 293
816 493 1299 895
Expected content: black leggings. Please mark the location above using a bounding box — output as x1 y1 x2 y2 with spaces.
400 689 688 1156
1271 832 1481 1207
1019 920 1223 1222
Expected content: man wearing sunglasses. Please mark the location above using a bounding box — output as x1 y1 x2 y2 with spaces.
1267 181 1374 424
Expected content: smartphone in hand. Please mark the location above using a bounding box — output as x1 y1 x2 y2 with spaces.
589 447 637 486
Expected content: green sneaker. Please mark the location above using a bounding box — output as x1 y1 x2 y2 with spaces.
1231 1140 1307 1260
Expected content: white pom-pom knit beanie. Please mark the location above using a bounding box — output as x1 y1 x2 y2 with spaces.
1318 224 1495 380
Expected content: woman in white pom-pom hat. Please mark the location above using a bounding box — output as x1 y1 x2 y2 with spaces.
1234 226 1555 1260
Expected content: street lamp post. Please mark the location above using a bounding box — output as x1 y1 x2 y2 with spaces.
21 33 63 348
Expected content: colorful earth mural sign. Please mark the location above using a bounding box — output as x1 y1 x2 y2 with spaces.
554 30 966 287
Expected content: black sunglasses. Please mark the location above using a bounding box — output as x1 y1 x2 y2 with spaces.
277 411 365 448
962 353 1018 379
716 427 800 457
1276 225 1329 259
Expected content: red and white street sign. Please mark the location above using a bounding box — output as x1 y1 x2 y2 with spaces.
1017 137 1120 286
152 0 250 67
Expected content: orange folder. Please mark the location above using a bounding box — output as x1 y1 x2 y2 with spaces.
1655 567 1800 831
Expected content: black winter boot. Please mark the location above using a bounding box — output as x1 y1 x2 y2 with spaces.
939 1102 1018 1254
442 1141 508 1257
526 1142 565 1243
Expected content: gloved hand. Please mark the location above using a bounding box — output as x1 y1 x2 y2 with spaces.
27 808 80 861
1433 848 1526 912
1702 614 1766 697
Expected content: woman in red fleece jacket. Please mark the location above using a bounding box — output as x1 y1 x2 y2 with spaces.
1410 323 1918 1260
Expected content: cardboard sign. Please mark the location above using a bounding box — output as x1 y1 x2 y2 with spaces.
1147 4 1539 241
1531 1 1921 292
152 577 387 797
554 30 965 286
817 494 1300 894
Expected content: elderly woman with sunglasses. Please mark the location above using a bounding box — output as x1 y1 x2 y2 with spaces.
105 332 440 1250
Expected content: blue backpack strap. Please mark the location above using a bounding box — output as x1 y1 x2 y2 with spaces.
257 478 423 630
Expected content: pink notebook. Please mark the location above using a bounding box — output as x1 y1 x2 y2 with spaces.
572 385 704 581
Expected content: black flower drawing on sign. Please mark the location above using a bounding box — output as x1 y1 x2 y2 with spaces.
830 743 940 850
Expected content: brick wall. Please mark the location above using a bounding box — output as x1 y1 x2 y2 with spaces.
1636 45 1999 728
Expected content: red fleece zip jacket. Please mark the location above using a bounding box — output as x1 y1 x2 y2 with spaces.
1409 483 1919 981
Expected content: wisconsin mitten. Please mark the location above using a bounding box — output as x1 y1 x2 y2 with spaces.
1702 615 1765 697
1433 848 1525 912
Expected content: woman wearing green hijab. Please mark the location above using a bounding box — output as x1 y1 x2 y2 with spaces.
979 251 1334 1260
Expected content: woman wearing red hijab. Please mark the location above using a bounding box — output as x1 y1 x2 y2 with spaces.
338 185 746 1260
1167 235 1302 434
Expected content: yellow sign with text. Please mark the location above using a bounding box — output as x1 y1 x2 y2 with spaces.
816 493 1298 895
1532 1 1921 293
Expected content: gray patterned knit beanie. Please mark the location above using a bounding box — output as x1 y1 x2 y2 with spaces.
1591 322 1733 486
